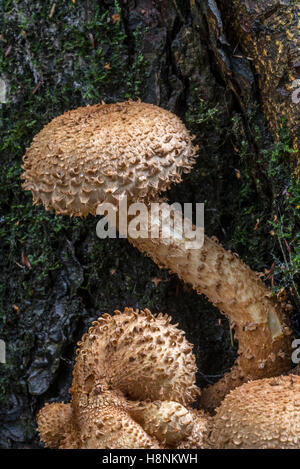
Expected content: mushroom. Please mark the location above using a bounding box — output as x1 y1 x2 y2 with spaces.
22 100 292 410
209 374 300 449
37 307 209 449
176 409 211 449
37 398 158 449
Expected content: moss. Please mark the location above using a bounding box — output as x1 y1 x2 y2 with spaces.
226 114 299 306
0 0 148 406
0 0 148 298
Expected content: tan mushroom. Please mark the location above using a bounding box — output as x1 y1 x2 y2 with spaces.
36 402 74 448
176 409 211 449
290 365 300 376
209 374 300 449
37 307 209 449
22 100 292 410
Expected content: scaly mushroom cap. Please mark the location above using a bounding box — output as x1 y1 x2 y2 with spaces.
209 375 300 449
127 400 195 447
36 402 73 449
37 398 158 449
71 307 199 408
21 101 197 216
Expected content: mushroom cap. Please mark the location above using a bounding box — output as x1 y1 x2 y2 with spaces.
78 400 159 449
21 101 197 216
72 307 199 408
37 400 159 449
209 375 300 449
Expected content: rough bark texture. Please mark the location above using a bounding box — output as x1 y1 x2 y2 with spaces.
0 0 299 447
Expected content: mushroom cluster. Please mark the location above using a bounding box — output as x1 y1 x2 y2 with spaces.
37 309 300 450
37 308 210 449
22 100 293 410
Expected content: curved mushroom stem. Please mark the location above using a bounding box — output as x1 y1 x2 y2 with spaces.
123 204 292 410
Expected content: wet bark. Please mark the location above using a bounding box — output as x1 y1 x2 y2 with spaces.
218 0 300 149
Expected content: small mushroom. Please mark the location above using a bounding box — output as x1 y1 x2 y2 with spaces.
290 365 300 376
209 374 300 449
37 307 209 449
22 100 292 410
37 402 74 449
176 409 211 449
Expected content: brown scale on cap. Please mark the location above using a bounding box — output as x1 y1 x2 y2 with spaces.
36 308 209 449
209 375 300 449
74 402 158 449
21 100 196 216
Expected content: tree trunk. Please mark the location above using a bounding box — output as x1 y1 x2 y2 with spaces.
0 0 298 447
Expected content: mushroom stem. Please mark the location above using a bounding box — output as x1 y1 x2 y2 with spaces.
124 204 292 410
